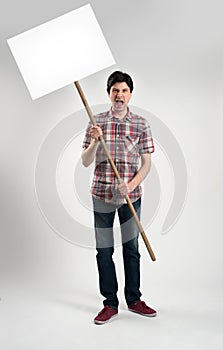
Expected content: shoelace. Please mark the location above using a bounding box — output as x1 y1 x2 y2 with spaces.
98 306 110 316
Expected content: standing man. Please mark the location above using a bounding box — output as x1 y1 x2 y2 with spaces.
82 71 157 324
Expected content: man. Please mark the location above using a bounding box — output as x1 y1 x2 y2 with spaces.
82 71 157 324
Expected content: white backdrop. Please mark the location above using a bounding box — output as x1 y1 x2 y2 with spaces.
0 1 222 349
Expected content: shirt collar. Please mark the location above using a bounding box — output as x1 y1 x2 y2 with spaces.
109 107 132 122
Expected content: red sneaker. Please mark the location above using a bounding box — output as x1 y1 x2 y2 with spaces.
94 306 118 325
128 301 157 317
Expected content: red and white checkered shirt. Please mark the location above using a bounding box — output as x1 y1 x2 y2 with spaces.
82 108 155 204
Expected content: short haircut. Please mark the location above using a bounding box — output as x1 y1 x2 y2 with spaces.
107 71 134 93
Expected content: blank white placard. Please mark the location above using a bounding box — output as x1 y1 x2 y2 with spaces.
7 4 115 99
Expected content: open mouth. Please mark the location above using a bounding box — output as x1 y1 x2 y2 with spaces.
115 99 124 107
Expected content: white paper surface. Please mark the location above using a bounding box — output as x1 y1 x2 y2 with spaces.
7 4 115 99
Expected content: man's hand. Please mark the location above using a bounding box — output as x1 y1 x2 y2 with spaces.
90 125 103 143
117 153 151 196
117 181 133 196
82 125 103 167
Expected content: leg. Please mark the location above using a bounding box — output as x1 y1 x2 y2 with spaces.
93 197 119 309
118 198 142 306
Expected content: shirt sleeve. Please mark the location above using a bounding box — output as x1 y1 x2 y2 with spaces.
82 121 92 149
139 119 155 154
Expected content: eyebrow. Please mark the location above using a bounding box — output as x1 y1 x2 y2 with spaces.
112 87 129 92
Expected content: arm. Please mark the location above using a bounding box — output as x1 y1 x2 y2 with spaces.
81 126 102 167
117 153 152 196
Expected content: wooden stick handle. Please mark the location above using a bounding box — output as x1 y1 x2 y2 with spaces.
74 81 156 261
125 196 156 261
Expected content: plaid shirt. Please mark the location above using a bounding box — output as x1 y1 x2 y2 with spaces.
82 108 154 204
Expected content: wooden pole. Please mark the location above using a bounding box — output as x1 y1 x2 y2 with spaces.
74 81 156 261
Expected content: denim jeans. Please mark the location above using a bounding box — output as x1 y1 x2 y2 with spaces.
93 196 142 308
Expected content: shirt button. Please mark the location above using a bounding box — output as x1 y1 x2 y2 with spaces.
117 146 119 150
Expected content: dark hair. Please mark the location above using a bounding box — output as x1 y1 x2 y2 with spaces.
107 71 134 94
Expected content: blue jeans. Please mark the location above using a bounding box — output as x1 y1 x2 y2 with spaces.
93 197 142 308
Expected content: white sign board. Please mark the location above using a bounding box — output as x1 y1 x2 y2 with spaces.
7 4 115 99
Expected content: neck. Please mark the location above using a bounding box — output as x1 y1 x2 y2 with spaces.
112 107 128 120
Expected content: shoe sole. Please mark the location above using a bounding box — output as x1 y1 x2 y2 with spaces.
128 309 157 317
94 313 118 325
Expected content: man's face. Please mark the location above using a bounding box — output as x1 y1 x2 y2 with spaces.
108 82 132 113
